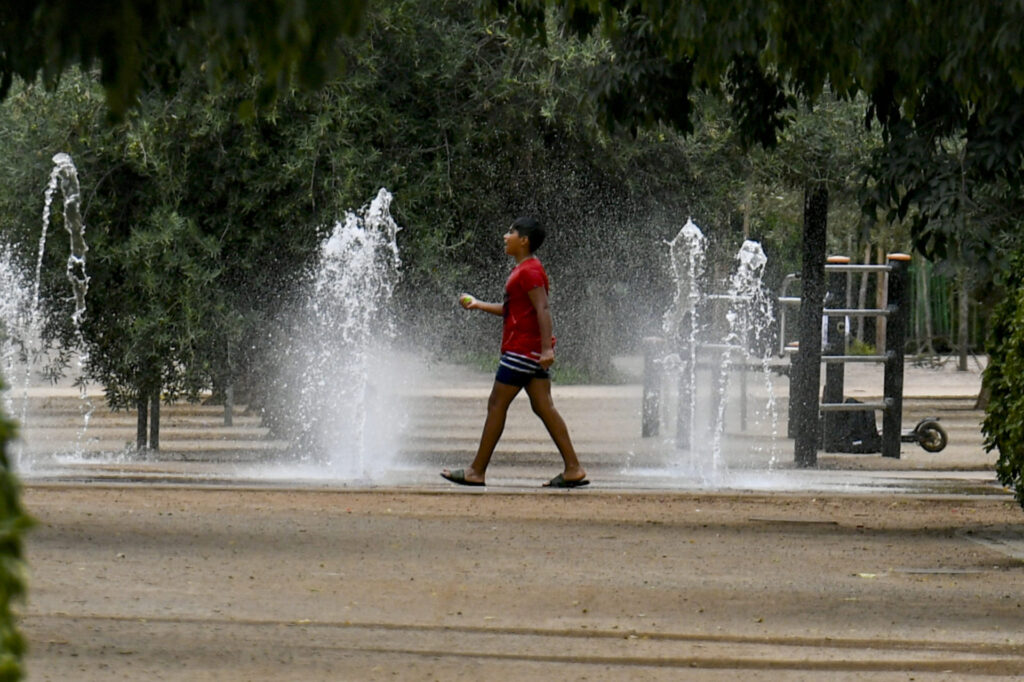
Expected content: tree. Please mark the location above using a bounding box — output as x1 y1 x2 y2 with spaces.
2 3 723 441
481 0 1024 270
84 207 223 448
0 1 369 116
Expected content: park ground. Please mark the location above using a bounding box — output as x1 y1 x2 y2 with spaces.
16 355 1024 680
20 486 1024 680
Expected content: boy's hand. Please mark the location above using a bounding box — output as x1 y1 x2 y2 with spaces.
538 349 555 369
459 293 476 309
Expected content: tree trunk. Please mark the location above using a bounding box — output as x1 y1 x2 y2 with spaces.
792 181 828 468
136 397 148 451
149 391 160 451
742 178 752 240
875 245 887 352
958 269 969 371
918 262 935 355
225 383 234 427
856 242 871 344
974 381 990 410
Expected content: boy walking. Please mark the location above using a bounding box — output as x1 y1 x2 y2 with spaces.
441 217 588 488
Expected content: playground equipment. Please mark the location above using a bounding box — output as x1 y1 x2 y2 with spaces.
642 238 949 467
778 253 948 460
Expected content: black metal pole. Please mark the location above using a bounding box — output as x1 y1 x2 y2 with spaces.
793 182 829 467
676 353 692 450
642 337 663 438
821 256 849 450
882 254 911 458
676 308 696 449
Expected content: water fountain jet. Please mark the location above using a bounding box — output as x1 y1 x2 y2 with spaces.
646 219 780 486
2 153 92 470
262 188 409 481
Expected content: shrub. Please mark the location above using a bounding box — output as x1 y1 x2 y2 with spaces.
982 253 1024 511
0 375 29 680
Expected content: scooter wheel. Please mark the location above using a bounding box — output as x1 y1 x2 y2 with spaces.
916 420 948 453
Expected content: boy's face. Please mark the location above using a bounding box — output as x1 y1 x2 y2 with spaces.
504 227 530 256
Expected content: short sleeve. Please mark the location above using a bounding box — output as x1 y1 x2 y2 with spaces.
518 261 546 292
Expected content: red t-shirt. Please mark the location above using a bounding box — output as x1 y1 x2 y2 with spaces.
501 257 555 357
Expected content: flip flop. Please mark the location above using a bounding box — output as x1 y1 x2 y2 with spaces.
440 469 485 487
543 473 590 488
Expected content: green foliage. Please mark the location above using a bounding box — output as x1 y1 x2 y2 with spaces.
0 377 30 681
85 207 223 408
0 4 679 402
848 338 876 357
982 251 1024 510
485 0 1024 273
0 0 369 117
0 1 906 413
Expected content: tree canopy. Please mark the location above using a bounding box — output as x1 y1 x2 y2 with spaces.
0 0 368 116
3 2 758 419
483 0 1024 264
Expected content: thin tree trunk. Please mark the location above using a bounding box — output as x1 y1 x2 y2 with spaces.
875 246 887 352
856 242 871 344
975 381 990 410
149 391 160 451
742 179 752 240
136 397 148 451
958 269 970 371
919 262 934 355
225 383 234 427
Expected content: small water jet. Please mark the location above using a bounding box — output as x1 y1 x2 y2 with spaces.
48 153 94 459
0 243 33 418
651 219 779 484
2 153 92 469
660 219 707 474
269 188 408 480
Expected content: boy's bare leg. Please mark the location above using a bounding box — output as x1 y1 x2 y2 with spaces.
525 378 586 482
442 381 521 484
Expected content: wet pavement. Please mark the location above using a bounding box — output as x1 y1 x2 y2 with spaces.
12 354 1003 498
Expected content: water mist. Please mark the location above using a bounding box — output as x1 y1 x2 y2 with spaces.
278 188 406 479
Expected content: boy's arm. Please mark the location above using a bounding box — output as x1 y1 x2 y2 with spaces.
459 294 503 316
473 301 504 316
527 286 555 368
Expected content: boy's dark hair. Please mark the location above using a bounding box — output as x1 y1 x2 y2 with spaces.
511 216 545 253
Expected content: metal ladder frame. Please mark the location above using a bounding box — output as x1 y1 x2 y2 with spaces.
781 254 912 460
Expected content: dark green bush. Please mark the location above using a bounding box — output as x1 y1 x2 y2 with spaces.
982 252 1024 511
0 376 29 680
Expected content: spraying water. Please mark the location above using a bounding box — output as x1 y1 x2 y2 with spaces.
652 220 779 484
13 153 93 468
708 239 774 477
661 219 707 473
52 153 93 457
283 188 405 479
0 243 33 420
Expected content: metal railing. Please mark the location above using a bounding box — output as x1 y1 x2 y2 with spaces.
784 254 912 460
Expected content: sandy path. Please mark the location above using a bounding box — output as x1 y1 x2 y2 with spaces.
20 485 1024 680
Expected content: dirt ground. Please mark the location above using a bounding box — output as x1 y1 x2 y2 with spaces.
18 484 1024 681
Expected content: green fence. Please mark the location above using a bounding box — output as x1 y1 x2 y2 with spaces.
907 260 986 356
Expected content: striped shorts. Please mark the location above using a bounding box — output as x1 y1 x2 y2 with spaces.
495 351 550 387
